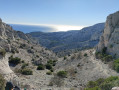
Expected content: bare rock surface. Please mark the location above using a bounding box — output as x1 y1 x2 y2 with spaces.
97 11 119 57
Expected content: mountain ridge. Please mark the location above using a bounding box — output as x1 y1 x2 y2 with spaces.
28 23 104 55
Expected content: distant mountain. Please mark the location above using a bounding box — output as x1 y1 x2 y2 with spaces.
28 23 105 53
10 24 56 33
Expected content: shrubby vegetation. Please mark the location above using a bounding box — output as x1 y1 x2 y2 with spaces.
36 60 57 73
37 64 45 70
0 49 6 57
9 55 21 65
84 53 88 57
0 74 6 90
46 71 52 75
84 76 119 90
95 47 113 63
114 58 119 72
21 68 33 75
21 63 29 69
46 64 52 70
57 71 67 78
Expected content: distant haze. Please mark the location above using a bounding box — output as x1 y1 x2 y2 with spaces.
10 24 84 33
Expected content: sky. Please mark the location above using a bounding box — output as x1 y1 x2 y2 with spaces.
0 0 119 32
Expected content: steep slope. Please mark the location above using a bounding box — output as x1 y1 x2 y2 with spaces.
97 11 119 58
0 18 118 90
0 18 57 89
28 23 104 53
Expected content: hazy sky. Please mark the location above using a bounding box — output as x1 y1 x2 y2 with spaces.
0 0 119 31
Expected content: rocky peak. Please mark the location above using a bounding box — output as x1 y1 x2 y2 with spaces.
97 11 119 58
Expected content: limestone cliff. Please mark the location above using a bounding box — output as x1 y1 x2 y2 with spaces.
97 11 119 57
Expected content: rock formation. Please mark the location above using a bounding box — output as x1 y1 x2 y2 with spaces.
97 11 119 58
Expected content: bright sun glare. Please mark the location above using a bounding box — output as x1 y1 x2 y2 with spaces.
30 24 84 32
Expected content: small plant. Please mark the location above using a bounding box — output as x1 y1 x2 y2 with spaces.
21 63 29 69
0 49 6 57
21 68 33 75
31 46 33 49
84 53 87 57
9 56 21 65
46 64 52 70
114 58 119 72
102 55 112 62
64 56 67 60
47 60 57 66
77 63 80 67
57 71 67 78
46 71 52 75
50 69 54 72
36 55 39 58
37 64 45 70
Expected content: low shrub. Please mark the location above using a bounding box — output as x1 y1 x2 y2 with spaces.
84 86 101 90
114 58 119 72
46 64 52 70
37 64 45 70
0 49 6 57
84 76 119 90
9 56 21 65
21 63 29 69
46 71 52 75
21 68 33 75
57 71 67 78
84 53 87 57
64 56 67 60
102 55 113 62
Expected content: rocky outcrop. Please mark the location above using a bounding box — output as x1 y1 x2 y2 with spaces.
97 11 119 58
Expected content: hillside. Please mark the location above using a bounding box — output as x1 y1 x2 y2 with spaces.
28 23 104 54
1 11 119 90
0 18 58 89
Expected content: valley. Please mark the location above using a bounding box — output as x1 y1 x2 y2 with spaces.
0 11 119 90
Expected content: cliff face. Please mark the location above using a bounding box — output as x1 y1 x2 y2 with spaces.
97 11 119 57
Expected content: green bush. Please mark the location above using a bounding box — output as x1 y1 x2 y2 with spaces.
84 53 88 57
47 60 56 66
114 58 119 72
102 47 107 54
46 64 52 70
21 68 33 75
64 56 67 60
37 64 45 70
9 56 21 65
87 81 97 88
46 71 52 75
102 55 113 62
100 82 113 90
0 49 6 57
57 71 67 78
84 86 101 90
0 74 5 90
21 63 29 69
85 76 119 90
50 69 54 72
